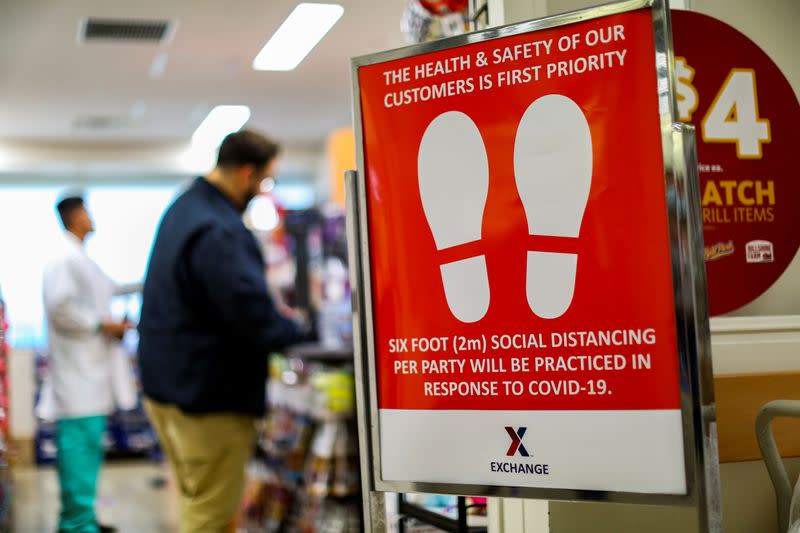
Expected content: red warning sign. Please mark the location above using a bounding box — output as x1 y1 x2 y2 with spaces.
359 9 681 412
355 7 687 493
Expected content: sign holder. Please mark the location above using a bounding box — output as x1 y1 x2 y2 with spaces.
346 1 722 531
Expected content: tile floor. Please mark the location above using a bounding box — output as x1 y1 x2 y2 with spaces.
12 461 179 533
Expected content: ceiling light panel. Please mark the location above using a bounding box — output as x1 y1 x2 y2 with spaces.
191 105 251 149
253 3 344 72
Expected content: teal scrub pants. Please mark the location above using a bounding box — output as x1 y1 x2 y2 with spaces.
56 415 106 533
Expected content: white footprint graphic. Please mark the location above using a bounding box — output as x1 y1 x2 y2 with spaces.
418 111 490 323
514 95 592 319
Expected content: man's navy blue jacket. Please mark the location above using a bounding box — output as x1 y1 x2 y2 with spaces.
138 178 301 416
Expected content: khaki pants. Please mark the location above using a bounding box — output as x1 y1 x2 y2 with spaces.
145 398 257 533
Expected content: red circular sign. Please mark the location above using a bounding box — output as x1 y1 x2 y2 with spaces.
672 11 800 316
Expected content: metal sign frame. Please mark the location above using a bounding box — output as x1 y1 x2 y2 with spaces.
346 0 719 523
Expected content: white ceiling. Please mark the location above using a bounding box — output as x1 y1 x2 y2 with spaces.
0 0 407 148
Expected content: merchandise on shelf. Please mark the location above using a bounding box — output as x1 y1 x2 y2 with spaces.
238 353 361 533
0 289 12 529
258 207 353 350
401 0 469 43
316 211 352 349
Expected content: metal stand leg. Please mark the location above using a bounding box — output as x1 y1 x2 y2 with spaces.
398 494 406 533
457 497 469 532
397 493 485 533
346 170 383 533
675 124 724 533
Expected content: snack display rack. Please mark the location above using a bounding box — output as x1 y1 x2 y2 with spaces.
238 347 361 533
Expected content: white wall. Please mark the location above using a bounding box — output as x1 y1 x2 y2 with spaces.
0 140 323 181
8 349 35 441
547 317 800 533
550 455 800 532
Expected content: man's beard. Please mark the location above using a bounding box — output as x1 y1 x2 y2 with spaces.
241 189 259 212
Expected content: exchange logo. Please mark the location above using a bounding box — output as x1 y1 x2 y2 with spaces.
492 426 550 475
505 426 530 457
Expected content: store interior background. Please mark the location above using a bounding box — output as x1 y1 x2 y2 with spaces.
0 0 798 532
0 1 409 531
0 0 410 347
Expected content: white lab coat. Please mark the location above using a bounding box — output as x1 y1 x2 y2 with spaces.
37 233 137 421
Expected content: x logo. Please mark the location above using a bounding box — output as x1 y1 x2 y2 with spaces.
505 426 530 457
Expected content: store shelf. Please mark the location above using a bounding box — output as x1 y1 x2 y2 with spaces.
238 353 361 532
0 291 13 529
285 342 354 363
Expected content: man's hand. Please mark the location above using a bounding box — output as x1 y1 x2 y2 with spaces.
100 321 128 341
277 305 313 339
279 305 307 323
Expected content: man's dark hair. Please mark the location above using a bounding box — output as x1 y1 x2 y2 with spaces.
216 129 281 170
56 195 85 229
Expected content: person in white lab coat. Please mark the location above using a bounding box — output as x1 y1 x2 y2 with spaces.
40 194 133 533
